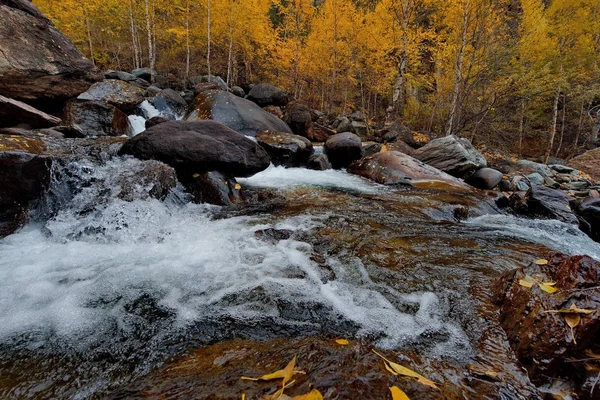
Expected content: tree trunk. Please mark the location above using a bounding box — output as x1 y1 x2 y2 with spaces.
545 91 560 164
85 15 95 66
185 0 190 77
446 0 470 136
555 94 567 157
518 98 526 157
129 0 140 69
206 0 211 78
144 0 154 82
574 99 586 148
226 0 234 87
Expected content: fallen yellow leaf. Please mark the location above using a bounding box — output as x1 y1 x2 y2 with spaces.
372 350 438 389
235 183 242 190
242 394 246 400
518 277 534 288
335 339 349 345
389 386 410 400
545 307 595 315
538 282 558 294
534 259 549 265
241 356 304 385
565 312 581 345
586 350 600 359
291 389 323 400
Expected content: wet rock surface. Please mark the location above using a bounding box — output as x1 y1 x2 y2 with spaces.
256 131 313 167
180 171 244 206
119 120 271 178
465 168 503 190
64 100 133 137
496 253 600 396
187 90 292 136
527 185 578 224
574 198 600 242
77 80 145 112
414 135 487 178
324 132 363 169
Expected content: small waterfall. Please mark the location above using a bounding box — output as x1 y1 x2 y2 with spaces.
128 100 166 136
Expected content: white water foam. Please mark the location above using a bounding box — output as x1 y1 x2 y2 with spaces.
238 165 381 194
128 115 147 136
0 159 465 358
466 214 600 260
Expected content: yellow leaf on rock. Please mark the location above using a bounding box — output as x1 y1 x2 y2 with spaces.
545 307 595 315
565 312 581 345
539 282 558 294
335 339 349 345
241 356 304 384
519 278 534 288
235 183 242 190
372 350 438 389
389 386 411 400
291 389 323 400
586 350 600 359
534 259 549 265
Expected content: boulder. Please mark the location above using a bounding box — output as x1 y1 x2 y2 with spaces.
465 168 503 190
569 148 600 183
179 171 243 207
307 154 331 171
145 85 162 97
247 83 288 107
145 116 170 129
194 82 221 96
495 253 600 389
324 132 363 169
527 185 578 224
155 73 184 91
513 160 553 177
0 0 103 110
348 151 471 190
284 102 313 138
256 131 313 167
131 68 156 82
362 142 382 157
64 100 133 137
381 122 431 148
119 120 270 178
115 160 178 202
188 75 228 91
77 80 145 112
413 135 487 178
0 95 61 128
381 140 416 156
263 106 284 119
149 89 187 119
336 117 353 134
104 71 150 88
186 90 292 137
308 125 331 142
351 121 369 138
573 198 600 242
231 86 245 97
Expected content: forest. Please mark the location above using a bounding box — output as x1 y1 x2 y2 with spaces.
34 0 600 159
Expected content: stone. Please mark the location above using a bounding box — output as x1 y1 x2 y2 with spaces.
104 70 150 88
336 117 353 134
496 253 600 388
64 100 133 137
573 198 600 242
145 85 162 97
186 90 292 137
0 0 103 111
115 160 178 202
568 148 600 183
263 106 284 119
179 171 243 206
119 120 270 178
465 168 503 190
77 80 145 112
514 160 553 177
381 122 431 148
0 95 62 128
550 164 575 174
307 154 331 171
324 132 363 169
145 116 170 129
247 83 288 107
381 141 416 156
231 86 245 97
131 68 156 82
255 131 313 167
362 142 382 157
149 89 188 119
527 185 578 224
413 135 487 178
348 151 471 190
188 75 228 91
351 121 369 138
526 172 545 186
284 102 313 138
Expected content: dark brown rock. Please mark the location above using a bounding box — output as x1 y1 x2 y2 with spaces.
496 253 600 389
145 116 170 129
573 198 600 242
382 141 416 156
256 131 313 167
0 95 61 128
527 185 578 224
77 80 145 112
64 100 133 137
413 135 487 178
0 1 102 110
186 90 292 137
324 132 362 169
465 168 503 190
119 120 270 177
149 89 187 119
247 83 288 107
307 154 331 170
284 102 313 138
348 151 472 190
380 122 431 148
179 171 243 206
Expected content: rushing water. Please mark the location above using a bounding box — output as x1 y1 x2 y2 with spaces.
0 160 598 398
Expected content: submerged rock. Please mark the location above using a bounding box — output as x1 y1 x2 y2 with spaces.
414 135 487 178
119 120 270 178
348 151 471 190
256 131 313 167
179 171 243 207
64 100 133 137
307 154 331 170
0 0 102 110
496 253 600 391
0 95 61 128
324 132 363 169
186 90 292 137
247 83 288 107
77 80 145 112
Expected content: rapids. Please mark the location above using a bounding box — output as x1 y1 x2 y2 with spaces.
1 161 598 398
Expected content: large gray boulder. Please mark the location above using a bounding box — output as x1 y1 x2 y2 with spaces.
119 120 270 177
465 167 503 190
324 132 362 169
527 185 578 224
0 0 102 109
348 151 471 190
64 100 133 137
247 83 288 107
77 80 145 112
149 89 187 119
573 198 600 242
186 90 292 137
256 131 313 167
413 135 487 178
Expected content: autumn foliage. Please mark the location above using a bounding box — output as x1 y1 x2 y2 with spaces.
34 0 600 157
